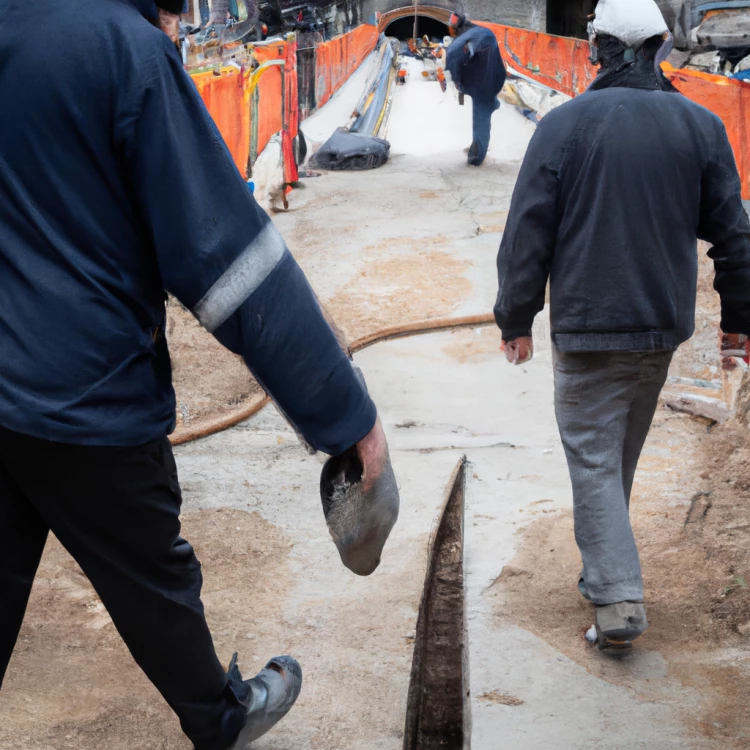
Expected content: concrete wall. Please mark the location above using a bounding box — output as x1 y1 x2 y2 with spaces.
363 0 546 31
464 0 546 31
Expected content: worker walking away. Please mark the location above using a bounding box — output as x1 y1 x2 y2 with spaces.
0 1 398 748
446 13 506 166
494 0 750 650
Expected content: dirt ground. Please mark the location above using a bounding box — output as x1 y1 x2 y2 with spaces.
0 509 292 749
488 409 750 747
169 301 266 442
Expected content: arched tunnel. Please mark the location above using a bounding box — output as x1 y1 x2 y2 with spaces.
383 14 451 41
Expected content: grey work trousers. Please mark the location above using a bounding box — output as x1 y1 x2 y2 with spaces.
553 348 673 605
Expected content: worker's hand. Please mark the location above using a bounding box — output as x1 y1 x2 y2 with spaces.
503 336 534 365
356 417 389 493
720 332 750 370
157 9 181 48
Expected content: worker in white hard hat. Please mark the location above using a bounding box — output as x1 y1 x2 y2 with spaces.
495 0 750 650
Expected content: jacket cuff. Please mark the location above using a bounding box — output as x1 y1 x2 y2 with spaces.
502 329 532 343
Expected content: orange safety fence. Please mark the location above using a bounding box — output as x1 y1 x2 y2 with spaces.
315 24 379 109
481 22 750 201
189 38 298 180
191 66 252 177
189 25 377 182
664 65 750 202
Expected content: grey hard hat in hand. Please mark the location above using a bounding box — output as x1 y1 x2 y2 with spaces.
320 446 400 576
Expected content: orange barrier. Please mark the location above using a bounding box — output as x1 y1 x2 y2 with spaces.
192 66 252 177
190 57 293 180
315 24 379 109
189 26 377 182
481 22 750 200
479 22 596 96
664 65 750 202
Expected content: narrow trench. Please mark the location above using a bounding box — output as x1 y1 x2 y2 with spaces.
404 456 470 750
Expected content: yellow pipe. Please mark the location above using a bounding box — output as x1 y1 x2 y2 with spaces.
246 59 286 99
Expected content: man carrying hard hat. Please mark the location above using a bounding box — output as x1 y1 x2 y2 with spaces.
0 0 398 747
495 0 750 649
446 13 507 166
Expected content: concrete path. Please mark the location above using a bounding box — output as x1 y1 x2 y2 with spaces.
174 58 734 749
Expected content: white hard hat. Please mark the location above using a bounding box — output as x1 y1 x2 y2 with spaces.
592 0 668 49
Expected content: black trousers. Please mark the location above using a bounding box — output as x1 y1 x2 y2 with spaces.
0 427 246 749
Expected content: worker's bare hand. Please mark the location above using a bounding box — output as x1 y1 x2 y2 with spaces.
503 336 534 365
157 9 181 48
356 417 388 493
720 332 750 370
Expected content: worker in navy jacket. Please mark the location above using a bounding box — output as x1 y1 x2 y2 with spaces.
0 1 393 747
446 14 507 166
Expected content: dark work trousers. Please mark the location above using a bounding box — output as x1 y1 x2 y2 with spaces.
469 95 500 166
553 349 674 606
0 426 246 750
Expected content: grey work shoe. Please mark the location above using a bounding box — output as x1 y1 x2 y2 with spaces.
320 447 399 576
227 654 302 748
587 602 649 651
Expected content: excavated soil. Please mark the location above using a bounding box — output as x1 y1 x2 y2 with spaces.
0 509 292 749
487 410 750 746
324 241 472 343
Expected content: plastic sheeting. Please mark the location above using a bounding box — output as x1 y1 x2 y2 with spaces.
310 128 390 170
351 38 397 136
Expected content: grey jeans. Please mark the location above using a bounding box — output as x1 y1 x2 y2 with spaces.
553 348 673 605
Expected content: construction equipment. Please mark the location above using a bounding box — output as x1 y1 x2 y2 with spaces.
437 66 446 92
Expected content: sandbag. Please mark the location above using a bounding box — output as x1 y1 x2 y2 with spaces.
310 128 390 171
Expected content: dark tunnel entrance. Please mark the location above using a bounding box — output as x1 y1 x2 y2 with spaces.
384 15 451 41
547 0 596 39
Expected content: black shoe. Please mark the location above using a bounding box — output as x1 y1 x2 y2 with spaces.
228 654 303 748
467 141 485 166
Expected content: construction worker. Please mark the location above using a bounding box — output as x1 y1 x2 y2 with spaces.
0 1 396 748
446 13 507 166
495 0 750 649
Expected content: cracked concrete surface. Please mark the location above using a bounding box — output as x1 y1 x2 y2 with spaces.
176 73 739 748
2 47 744 750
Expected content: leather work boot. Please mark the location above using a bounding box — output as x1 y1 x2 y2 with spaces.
587 602 649 651
227 654 303 748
